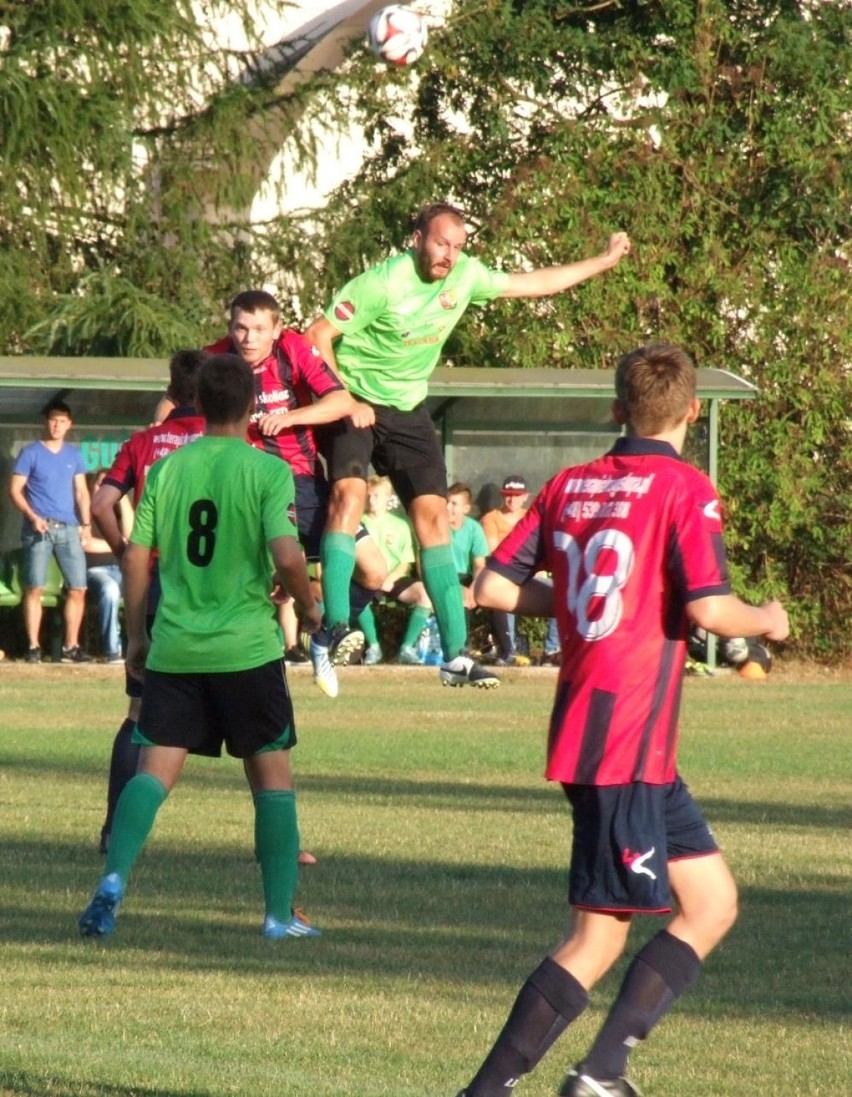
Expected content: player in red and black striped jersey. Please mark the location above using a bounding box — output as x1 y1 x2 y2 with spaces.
206 292 386 696
91 350 208 854
457 345 789 1097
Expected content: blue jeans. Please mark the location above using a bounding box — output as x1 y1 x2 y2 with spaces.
87 564 123 656
22 523 87 589
544 617 560 655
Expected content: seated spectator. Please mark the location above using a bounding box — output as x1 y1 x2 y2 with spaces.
85 469 133 662
447 481 489 630
359 476 433 665
480 475 532 665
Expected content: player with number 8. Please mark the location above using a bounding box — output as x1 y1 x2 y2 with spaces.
78 354 323 941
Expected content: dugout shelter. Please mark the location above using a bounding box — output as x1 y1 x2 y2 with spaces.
0 356 756 554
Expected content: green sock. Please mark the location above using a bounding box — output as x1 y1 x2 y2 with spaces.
254 789 300 923
320 532 357 629
105 772 168 883
402 605 431 649
420 544 467 659
357 604 379 647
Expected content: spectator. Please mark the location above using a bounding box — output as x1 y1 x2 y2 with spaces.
480 475 532 665
360 475 434 665
9 399 94 663
447 482 490 637
85 469 133 662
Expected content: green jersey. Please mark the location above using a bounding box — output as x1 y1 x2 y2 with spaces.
362 510 416 573
325 250 509 410
130 435 298 673
450 516 489 578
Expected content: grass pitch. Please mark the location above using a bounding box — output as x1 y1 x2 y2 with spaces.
0 661 849 1096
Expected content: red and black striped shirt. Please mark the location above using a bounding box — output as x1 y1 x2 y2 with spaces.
490 438 731 786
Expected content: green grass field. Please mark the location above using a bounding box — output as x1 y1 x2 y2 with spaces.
0 662 849 1097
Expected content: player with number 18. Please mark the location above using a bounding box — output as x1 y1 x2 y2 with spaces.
457 343 789 1097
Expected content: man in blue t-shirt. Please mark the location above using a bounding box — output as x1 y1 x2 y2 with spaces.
9 399 94 663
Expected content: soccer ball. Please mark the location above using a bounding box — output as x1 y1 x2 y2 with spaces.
367 5 428 66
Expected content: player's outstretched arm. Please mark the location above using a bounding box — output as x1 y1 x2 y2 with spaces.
474 566 555 618
500 232 631 299
270 535 321 634
687 594 789 643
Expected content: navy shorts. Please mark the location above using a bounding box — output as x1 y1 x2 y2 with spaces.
135 659 296 759
563 776 718 914
22 522 87 589
294 473 329 561
323 401 447 511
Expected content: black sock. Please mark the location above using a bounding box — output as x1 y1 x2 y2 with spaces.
466 957 589 1097
102 719 141 837
582 930 701 1079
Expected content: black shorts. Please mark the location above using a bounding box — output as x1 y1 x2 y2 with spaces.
324 401 447 510
294 472 371 560
135 659 297 759
563 776 718 914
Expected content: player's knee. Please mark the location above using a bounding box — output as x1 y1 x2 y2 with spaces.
328 481 366 529
700 875 738 945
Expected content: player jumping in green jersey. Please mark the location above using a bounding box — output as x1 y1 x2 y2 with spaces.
306 201 631 690
78 353 323 941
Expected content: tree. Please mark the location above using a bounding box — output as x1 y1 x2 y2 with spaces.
0 0 327 353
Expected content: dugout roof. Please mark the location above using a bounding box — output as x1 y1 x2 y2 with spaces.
0 356 756 490
0 357 756 427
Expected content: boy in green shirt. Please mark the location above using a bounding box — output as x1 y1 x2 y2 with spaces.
78 354 322 941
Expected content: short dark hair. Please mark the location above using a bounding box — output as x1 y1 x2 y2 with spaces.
168 349 209 406
228 290 280 322
413 202 467 236
42 398 72 418
197 354 255 425
447 482 472 504
615 344 697 436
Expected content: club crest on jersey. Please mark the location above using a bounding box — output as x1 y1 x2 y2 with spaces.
287 502 297 525
438 290 458 310
334 300 356 323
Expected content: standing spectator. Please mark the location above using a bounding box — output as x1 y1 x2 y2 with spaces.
360 474 434 665
456 343 789 1097
9 399 94 663
480 475 531 665
78 354 322 941
306 201 630 690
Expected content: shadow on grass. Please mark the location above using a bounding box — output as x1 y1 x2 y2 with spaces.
0 1073 213 1097
5 748 848 828
1 829 847 1024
